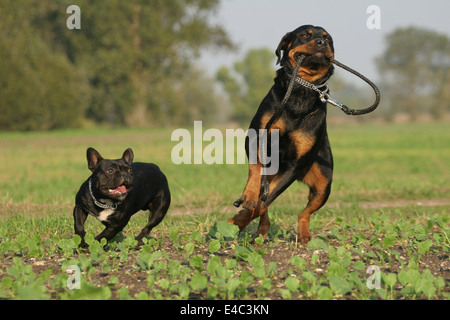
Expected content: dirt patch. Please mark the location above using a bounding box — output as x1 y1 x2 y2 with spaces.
1 198 449 219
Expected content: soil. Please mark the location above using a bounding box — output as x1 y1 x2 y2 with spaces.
1 229 448 300
0 199 448 300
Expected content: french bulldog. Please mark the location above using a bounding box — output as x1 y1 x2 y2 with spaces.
73 147 171 248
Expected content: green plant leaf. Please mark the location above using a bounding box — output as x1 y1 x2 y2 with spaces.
184 242 194 256
290 256 306 269
190 274 207 291
398 268 420 286
382 236 396 248
417 239 433 255
216 221 239 241
209 239 221 254
189 254 204 272
16 282 50 300
382 273 397 289
307 238 328 251
329 276 352 296
285 277 300 293
280 288 292 299
226 277 241 295
317 286 333 300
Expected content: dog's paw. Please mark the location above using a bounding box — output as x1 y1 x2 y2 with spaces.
242 198 259 211
77 242 89 253
233 198 244 207
234 191 259 211
228 208 252 231
299 229 312 245
300 234 312 245
298 219 312 245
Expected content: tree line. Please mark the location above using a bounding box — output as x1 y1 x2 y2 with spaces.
0 0 234 130
1 1 448 131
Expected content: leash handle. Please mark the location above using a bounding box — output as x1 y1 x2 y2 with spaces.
330 58 381 115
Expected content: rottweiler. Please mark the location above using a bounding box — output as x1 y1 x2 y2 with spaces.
230 25 335 244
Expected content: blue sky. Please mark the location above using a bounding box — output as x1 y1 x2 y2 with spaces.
200 0 450 83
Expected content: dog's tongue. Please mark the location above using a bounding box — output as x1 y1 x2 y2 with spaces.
112 185 127 194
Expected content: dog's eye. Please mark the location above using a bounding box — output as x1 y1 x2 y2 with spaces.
106 168 114 174
128 168 132 174
299 32 310 39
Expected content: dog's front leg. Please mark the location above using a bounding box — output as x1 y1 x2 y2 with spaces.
233 162 263 210
73 205 88 248
94 213 132 244
230 162 266 231
94 224 125 244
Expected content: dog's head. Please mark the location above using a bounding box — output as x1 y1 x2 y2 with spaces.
276 25 334 84
87 147 134 201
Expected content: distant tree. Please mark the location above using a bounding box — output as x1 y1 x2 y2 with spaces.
376 27 450 120
217 48 276 124
151 68 226 125
0 0 234 130
58 0 234 126
0 4 88 131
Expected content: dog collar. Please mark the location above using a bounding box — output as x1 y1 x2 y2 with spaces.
284 68 328 96
294 76 329 97
285 69 345 109
88 178 122 210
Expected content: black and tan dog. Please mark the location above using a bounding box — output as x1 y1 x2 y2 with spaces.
230 25 335 244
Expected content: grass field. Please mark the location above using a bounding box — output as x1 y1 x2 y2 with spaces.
0 122 448 300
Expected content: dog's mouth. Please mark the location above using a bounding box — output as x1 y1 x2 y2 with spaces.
288 48 334 83
294 51 332 64
108 185 131 197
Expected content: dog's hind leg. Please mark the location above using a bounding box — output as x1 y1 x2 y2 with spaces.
260 166 298 208
255 208 270 240
298 162 332 244
136 184 171 245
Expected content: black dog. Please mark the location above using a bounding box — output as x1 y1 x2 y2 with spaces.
73 147 170 247
230 25 335 244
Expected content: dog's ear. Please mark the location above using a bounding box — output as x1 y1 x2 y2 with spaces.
87 147 103 172
275 32 292 65
122 148 134 165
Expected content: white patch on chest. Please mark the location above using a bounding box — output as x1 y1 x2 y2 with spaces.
95 209 115 222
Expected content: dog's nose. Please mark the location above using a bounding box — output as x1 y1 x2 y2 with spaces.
316 39 326 47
